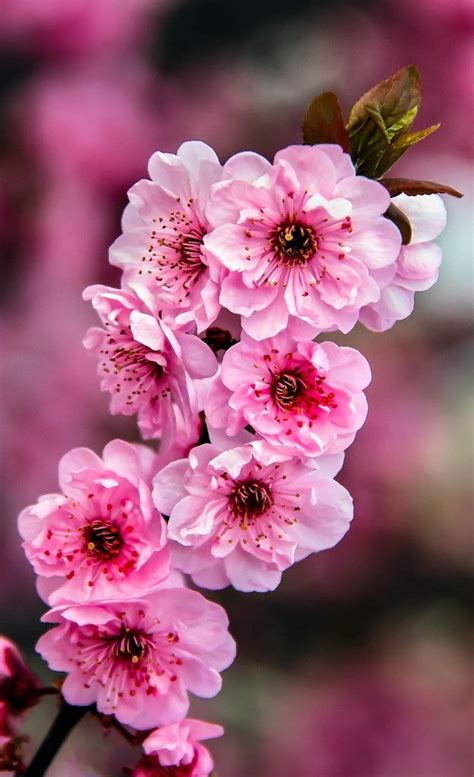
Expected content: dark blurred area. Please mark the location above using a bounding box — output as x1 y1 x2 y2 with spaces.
0 1 472 775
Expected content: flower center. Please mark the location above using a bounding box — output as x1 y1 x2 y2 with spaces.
271 371 307 409
229 480 273 518
180 233 204 267
111 627 153 665
83 519 123 560
273 222 317 267
177 228 206 289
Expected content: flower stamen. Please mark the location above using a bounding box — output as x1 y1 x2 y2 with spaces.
272 221 317 267
83 519 123 560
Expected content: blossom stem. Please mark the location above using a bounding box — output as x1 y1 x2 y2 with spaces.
19 700 91 777
32 686 60 698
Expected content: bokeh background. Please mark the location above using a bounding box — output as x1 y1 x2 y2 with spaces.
1 1 473 775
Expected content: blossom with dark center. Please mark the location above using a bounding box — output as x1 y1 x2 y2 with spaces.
109 141 225 333
205 332 371 458
205 143 401 340
37 590 236 729
153 442 352 593
18 440 171 604
83 283 217 447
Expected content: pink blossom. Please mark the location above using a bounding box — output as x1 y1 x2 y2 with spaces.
109 142 225 333
153 442 352 592
205 333 371 458
18 440 170 605
205 144 401 339
133 718 223 777
20 62 170 193
83 284 217 445
360 194 447 331
0 0 159 60
0 637 40 746
37 590 236 729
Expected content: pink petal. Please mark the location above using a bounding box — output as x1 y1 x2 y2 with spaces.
153 459 189 515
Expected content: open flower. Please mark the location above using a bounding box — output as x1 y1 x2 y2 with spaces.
133 718 223 777
153 442 352 592
0 637 40 747
109 141 225 333
37 590 236 729
205 332 371 458
360 193 447 331
18 440 170 605
83 284 217 445
205 144 401 339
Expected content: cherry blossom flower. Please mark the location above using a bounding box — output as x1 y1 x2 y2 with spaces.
205 332 371 458
37 590 236 729
360 193 447 331
109 141 225 333
153 442 352 592
132 718 223 777
83 284 217 445
205 144 401 339
0 637 40 746
18 440 170 605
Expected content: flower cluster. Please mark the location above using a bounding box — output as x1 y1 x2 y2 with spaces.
14 80 450 772
19 439 234 775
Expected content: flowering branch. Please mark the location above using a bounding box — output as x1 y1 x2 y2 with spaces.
1 65 462 776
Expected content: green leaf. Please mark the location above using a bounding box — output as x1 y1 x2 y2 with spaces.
302 92 350 151
381 177 464 198
346 66 424 177
384 202 413 245
376 124 440 174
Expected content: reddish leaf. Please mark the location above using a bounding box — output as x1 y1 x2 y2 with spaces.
347 65 421 136
381 177 464 198
302 92 350 151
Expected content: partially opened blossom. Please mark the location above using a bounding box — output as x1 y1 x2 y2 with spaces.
153 442 352 592
0 637 40 746
109 141 225 333
360 193 447 331
18 440 170 605
206 332 371 458
133 718 223 776
83 284 217 445
205 144 401 339
37 590 236 729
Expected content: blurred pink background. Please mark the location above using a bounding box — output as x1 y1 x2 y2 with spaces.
0 1 472 775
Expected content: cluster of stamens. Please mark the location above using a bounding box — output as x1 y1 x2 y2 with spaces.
99 324 169 408
256 350 339 421
139 199 207 304
272 221 318 267
229 480 273 522
82 519 123 560
271 371 307 409
110 627 153 665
